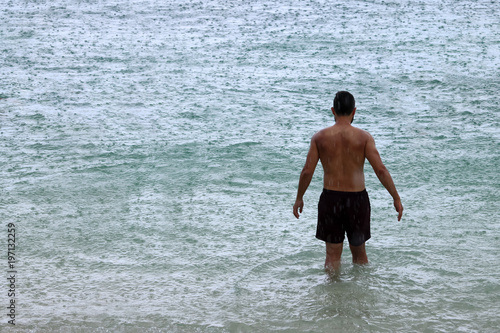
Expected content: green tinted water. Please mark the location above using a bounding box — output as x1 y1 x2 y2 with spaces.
1 0 499 331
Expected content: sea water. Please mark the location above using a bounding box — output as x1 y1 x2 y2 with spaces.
1 0 499 331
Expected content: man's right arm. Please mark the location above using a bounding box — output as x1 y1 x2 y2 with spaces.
293 134 320 219
365 133 403 221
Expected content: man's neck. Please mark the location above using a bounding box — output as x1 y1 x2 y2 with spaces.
334 116 353 125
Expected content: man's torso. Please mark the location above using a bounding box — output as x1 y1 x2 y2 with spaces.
314 124 369 192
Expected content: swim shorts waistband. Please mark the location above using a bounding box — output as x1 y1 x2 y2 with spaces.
322 188 367 195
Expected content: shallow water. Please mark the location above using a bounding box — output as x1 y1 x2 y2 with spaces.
1 0 500 332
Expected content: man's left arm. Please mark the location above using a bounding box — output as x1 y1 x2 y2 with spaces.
293 135 320 218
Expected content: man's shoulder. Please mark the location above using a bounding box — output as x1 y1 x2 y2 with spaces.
312 126 335 143
358 128 375 142
341 125 371 138
355 127 372 138
311 126 330 138
313 125 372 139
314 127 330 136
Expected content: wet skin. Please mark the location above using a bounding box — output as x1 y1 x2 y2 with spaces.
293 107 403 269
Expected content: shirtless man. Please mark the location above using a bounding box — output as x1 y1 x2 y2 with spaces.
293 91 403 271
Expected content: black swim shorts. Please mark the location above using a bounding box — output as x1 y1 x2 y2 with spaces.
316 188 371 246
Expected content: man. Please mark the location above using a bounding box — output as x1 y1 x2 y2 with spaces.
293 91 403 271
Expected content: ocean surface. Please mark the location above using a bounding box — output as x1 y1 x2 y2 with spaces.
1 0 499 331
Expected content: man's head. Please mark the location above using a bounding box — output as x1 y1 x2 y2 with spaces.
333 91 355 116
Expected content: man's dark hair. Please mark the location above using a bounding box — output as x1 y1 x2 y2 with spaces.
333 91 355 116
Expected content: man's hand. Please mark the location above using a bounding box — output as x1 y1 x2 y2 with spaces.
394 199 403 221
293 199 304 219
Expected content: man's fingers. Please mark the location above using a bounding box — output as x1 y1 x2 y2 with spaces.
293 200 304 219
293 205 299 219
396 204 403 221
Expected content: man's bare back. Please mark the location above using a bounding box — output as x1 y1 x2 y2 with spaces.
315 123 369 192
293 106 402 220
292 91 403 271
